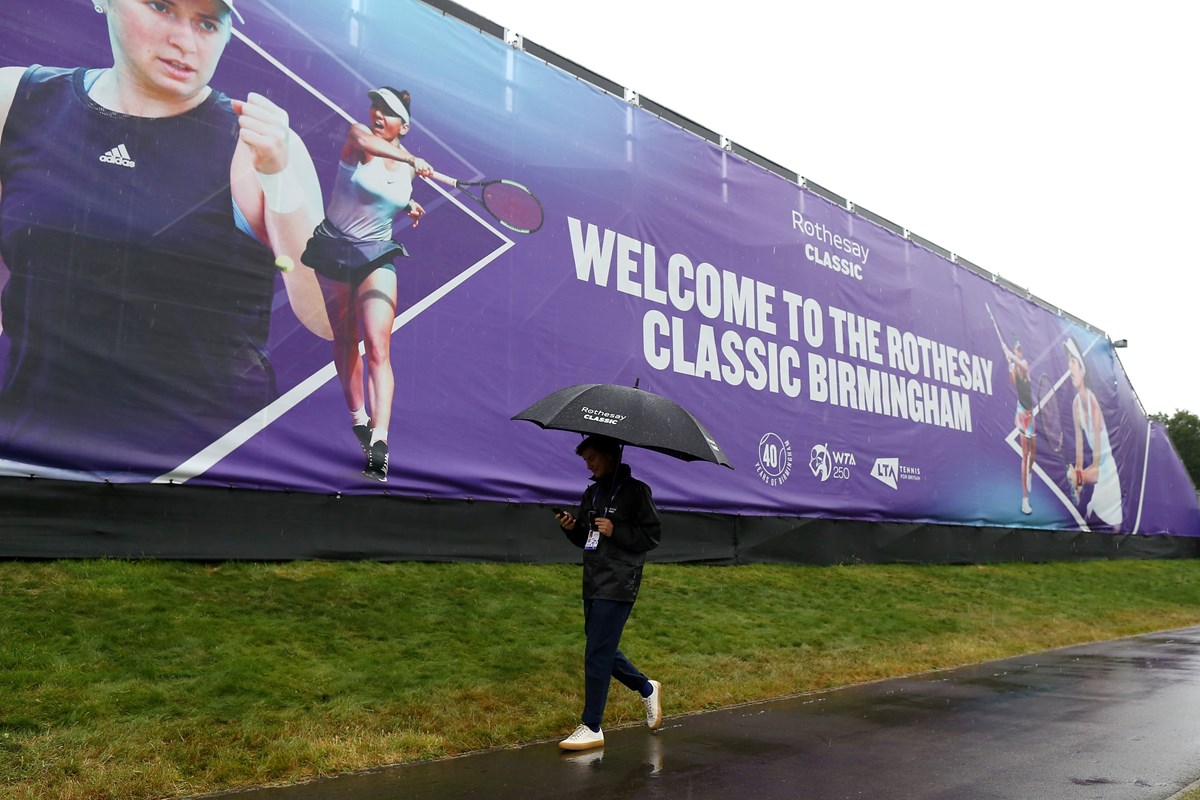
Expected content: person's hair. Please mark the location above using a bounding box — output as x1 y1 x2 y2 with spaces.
576 435 621 458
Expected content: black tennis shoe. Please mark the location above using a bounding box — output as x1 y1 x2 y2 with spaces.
364 440 389 482
352 424 371 456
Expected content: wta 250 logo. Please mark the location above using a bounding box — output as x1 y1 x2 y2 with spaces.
809 443 855 482
756 432 793 487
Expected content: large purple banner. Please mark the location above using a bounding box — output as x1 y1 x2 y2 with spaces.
0 0 1196 538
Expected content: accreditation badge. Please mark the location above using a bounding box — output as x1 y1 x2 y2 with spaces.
584 529 601 550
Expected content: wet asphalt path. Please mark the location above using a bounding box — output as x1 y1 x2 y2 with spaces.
202 626 1200 800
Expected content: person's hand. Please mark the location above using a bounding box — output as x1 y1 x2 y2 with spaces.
556 510 577 530
233 92 291 175
594 517 614 537
408 200 426 227
1065 463 1082 503
411 157 433 178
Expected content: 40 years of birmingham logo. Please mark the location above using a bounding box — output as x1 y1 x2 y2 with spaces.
756 432 793 486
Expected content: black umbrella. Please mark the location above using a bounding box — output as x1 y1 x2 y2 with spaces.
512 383 733 468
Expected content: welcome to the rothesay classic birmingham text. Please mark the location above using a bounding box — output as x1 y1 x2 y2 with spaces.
567 212 996 435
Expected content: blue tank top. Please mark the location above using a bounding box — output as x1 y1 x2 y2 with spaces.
0 66 276 474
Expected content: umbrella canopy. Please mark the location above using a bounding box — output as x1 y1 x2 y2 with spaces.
512 383 733 468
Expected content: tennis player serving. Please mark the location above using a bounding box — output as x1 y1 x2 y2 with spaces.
301 87 433 482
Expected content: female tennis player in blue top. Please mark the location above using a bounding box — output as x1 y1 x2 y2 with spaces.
302 87 433 482
0 0 330 477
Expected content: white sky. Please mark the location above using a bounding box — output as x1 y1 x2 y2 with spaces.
457 0 1199 416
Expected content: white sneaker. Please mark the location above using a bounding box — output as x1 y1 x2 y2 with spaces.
1021 497 1032 515
642 679 663 730
559 724 604 751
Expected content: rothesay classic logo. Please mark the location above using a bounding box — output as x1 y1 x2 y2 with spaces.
580 406 625 426
756 432 792 487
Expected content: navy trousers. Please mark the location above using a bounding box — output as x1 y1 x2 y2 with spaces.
582 598 648 729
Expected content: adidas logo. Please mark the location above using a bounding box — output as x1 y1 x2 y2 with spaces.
99 144 136 168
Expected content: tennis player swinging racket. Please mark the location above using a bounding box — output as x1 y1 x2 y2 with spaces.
300 86 433 483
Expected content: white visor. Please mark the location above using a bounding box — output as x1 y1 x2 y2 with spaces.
368 88 410 124
1063 338 1086 374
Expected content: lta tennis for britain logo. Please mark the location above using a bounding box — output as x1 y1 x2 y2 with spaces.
756 432 793 486
870 456 922 490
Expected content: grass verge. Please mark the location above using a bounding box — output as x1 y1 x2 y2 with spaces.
2 558 1199 799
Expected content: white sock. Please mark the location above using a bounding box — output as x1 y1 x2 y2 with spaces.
351 407 369 426
371 427 388 445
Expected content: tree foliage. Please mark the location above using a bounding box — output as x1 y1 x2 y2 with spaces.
1150 410 1200 488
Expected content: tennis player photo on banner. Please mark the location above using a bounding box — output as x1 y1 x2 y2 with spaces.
0 0 330 480
0 0 546 489
0 0 1193 543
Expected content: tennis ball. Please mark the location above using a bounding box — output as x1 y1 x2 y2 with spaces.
275 255 295 273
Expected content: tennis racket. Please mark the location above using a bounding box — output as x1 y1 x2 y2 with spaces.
429 172 544 234
229 31 545 235
1036 373 1064 454
984 303 1014 362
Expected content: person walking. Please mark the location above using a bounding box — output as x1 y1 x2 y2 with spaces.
554 434 663 751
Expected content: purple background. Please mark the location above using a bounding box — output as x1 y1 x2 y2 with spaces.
1 0 1196 537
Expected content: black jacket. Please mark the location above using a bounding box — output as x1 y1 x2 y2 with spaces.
564 463 661 602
